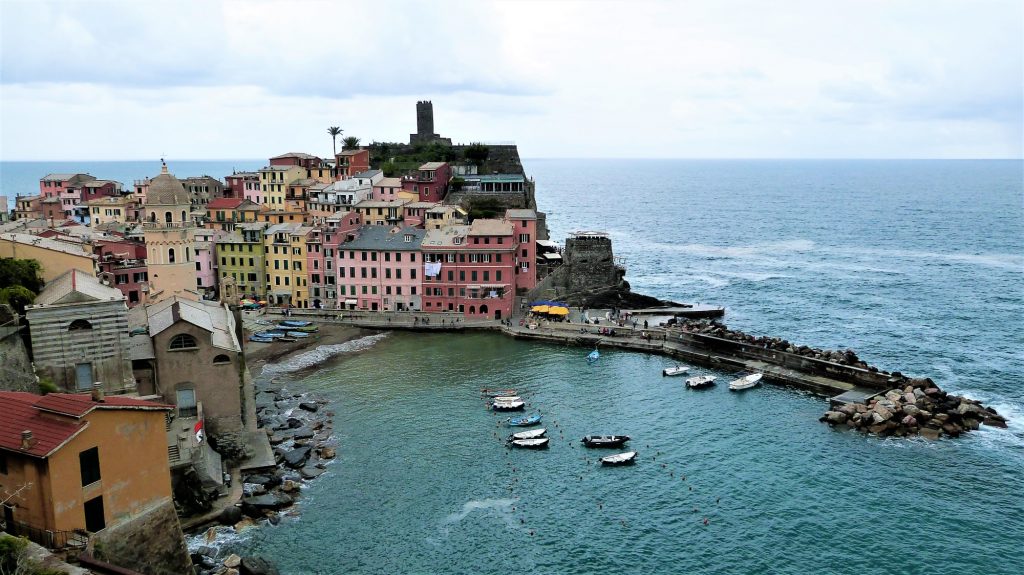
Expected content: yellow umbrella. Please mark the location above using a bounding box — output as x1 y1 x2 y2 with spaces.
531 305 550 313
548 306 570 315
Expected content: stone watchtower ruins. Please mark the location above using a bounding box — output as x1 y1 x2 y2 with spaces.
409 101 452 145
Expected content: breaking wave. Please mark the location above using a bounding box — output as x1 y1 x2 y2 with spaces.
261 334 388 376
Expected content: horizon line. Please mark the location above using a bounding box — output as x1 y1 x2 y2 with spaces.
1 156 1021 162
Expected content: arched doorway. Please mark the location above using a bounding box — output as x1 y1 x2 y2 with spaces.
480 304 488 315
469 306 476 315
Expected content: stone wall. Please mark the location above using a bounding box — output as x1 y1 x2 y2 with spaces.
563 235 622 293
90 498 193 575
0 305 35 391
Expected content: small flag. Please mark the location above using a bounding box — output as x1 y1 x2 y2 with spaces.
194 420 205 443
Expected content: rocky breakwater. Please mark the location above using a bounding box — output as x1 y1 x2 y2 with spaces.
820 375 1008 439
676 318 886 372
190 377 337 575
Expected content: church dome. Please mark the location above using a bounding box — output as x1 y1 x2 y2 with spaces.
147 162 190 206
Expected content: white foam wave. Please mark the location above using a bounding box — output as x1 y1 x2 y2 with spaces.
442 498 518 525
829 247 1024 271
261 333 388 375
645 239 816 258
186 524 255 556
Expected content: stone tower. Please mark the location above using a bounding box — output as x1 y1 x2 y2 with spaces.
142 161 200 303
417 100 434 139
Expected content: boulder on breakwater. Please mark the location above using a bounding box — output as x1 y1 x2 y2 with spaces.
820 376 1008 439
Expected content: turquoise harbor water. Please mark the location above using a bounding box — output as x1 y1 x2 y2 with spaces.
3 159 1022 573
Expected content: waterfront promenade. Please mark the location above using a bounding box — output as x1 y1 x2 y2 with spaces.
253 307 880 399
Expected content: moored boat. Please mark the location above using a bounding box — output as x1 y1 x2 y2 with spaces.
482 388 518 398
491 400 525 411
510 437 550 449
600 451 637 466
509 428 546 441
508 414 542 426
686 375 717 388
729 373 764 391
587 350 600 363
492 395 522 403
663 364 689 377
582 435 631 448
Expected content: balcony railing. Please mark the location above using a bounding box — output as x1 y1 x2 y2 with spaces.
1 519 89 549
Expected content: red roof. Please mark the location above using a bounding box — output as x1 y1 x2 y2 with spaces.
207 198 245 210
0 392 171 458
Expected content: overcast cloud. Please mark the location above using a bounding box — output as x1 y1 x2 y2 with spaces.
1 0 1020 160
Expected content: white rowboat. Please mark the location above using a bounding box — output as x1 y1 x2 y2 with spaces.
600 451 637 465
729 373 764 391
662 365 689 377
510 437 550 449
510 428 546 440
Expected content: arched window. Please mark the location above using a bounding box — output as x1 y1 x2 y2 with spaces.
68 319 93 331
168 333 198 350
169 248 176 263
469 305 476 314
213 354 231 364
181 211 187 223
149 212 156 222
480 304 489 314
165 211 172 223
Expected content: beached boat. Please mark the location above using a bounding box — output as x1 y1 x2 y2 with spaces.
509 428 546 441
662 364 689 377
258 330 286 338
508 414 542 426
482 388 518 398
582 435 631 448
289 325 319 333
277 336 297 343
491 400 525 411
600 451 638 466
286 331 311 338
279 320 313 328
729 373 764 391
248 334 276 343
510 437 550 449
686 375 717 388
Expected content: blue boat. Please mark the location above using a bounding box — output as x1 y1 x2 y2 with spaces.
508 414 542 427
280 320 313 328
259 330 286 338
286 331 311 338
587 350 600 363
249 334 276 343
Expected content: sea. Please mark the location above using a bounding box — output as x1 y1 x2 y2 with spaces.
2 159 1022 574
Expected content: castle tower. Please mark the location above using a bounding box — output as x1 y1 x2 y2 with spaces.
142 161 200 303
417 101 434 139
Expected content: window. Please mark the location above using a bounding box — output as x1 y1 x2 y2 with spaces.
0 452 7 474
213 354 231 364
168 333 198 350
68 319 93 331
84 496 105 533
496 271 502 281
80 447 101 486
168 248 176 263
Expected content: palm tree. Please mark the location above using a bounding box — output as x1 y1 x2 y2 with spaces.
327 126 343 156
342 136 361 150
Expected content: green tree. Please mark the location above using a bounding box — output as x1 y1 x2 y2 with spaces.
327 126 343 156
342 136 361 150
0 286 35 315
464 143 490 165
0 259 43 293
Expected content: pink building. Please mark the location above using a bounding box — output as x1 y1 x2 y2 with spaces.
335 149 370 180
94 238 148 307
401 162 450 202
336 225 425 311
193 228 223 296
419 219 516 320
505 209 538 293
307 213 365 309
39 173 94 199
371 177 404 201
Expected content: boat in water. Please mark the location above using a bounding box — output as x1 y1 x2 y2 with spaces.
600 451 638 466
662 364 689 377
491 395 522 403
491 400 525 411
686 375 717 389
582 435 631 448
510 437 550 449
729 373 764 391
482 388 518 398
508 414 542 426
587 349 600 363
509 428 546 441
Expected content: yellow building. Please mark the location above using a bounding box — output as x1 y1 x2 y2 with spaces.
352 199 409 226
0 390 191 573
258 165 305 209
264 222 311 308
0 232 96 281
88 195 137 227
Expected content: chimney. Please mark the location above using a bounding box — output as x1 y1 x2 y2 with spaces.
21 430 33 450
91 382 104 402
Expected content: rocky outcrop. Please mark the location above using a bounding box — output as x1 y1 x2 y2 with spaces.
820 376 1007 439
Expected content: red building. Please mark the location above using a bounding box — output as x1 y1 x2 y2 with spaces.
270 152 324 171
401 162 450 203
419 218 516 320
335 149 370 180
505 209 539 293
224 172 258 199
93 238 149 307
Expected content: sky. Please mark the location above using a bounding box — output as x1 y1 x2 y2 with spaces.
0 0 1021 160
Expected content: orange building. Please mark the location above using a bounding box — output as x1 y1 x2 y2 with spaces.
0 391 182 558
